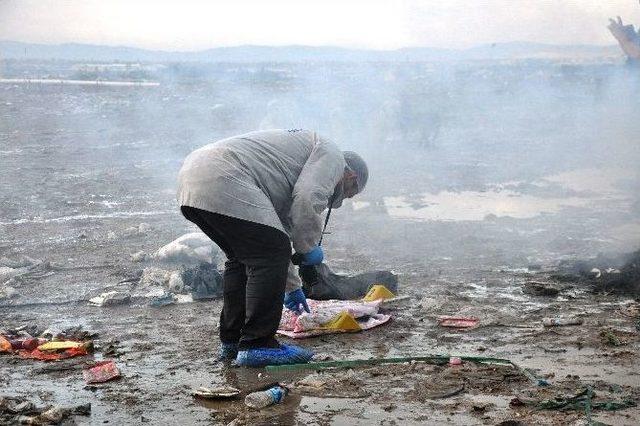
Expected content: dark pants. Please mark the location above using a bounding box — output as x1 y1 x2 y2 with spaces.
181 206 291 350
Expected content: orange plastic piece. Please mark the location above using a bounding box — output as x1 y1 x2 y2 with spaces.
0 336 11 353
362 285 395 302
18 347 88 361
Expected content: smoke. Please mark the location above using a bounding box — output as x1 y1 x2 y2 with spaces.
1 53 639 270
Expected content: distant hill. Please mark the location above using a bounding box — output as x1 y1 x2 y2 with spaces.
0 40 621 63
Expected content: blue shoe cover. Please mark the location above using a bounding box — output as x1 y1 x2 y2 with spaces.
235 345 314 367
218 342 239 361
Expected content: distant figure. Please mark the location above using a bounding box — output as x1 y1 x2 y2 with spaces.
176 130 368 367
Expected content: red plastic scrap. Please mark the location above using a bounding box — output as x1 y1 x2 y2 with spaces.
18 347 88 361
83 360 120 384
437 316 479 328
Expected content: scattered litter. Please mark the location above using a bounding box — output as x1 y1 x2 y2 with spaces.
149 291 177 307
2 325 94 361
437 316 479 328
192 386 240 400
83 360 121 384
0 397 91 425
89 290 131 307
0 398 35 415
542 317 583 327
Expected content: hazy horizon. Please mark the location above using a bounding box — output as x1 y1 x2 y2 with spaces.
0 38 621 53
1 0 638 51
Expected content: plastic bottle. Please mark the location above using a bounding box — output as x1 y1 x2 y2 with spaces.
542 317 583 327
244 386 287 409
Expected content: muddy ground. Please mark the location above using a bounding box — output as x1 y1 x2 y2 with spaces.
1 62 640 425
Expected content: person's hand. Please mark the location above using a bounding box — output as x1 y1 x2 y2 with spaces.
284 288 310 314
301 246 323 266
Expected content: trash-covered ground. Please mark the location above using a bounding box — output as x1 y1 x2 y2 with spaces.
1 60 640 424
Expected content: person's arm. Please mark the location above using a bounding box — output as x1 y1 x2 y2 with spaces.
289 135 345 254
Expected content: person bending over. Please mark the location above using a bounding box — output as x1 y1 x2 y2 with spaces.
177 129 368 367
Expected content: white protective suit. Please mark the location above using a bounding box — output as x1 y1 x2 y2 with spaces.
177 129 346 291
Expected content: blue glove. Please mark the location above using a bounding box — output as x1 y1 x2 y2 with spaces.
284 288 310 314
301 246 324 266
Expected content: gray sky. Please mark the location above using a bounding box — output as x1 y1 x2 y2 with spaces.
0 0 638 50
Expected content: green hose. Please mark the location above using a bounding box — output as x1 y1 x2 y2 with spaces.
265 354 513 372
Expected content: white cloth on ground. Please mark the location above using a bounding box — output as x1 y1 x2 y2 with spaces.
277 299 391 338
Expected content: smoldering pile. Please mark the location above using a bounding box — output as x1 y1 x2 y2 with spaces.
551 249 640 296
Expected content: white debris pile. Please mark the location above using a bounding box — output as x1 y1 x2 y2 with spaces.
152 232 221 264
89 233 224 308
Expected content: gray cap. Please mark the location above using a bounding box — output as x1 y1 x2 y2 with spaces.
343 151 368 193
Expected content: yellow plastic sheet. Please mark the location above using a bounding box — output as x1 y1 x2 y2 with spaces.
321 311 362 331
362 284 395 302
37 341 84 351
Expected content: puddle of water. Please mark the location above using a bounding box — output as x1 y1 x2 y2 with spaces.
383 167 635 222
384 190 591 221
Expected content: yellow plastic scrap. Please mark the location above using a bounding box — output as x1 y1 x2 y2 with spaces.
37 341 84 351
321 311 362 331
362 284 395 302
